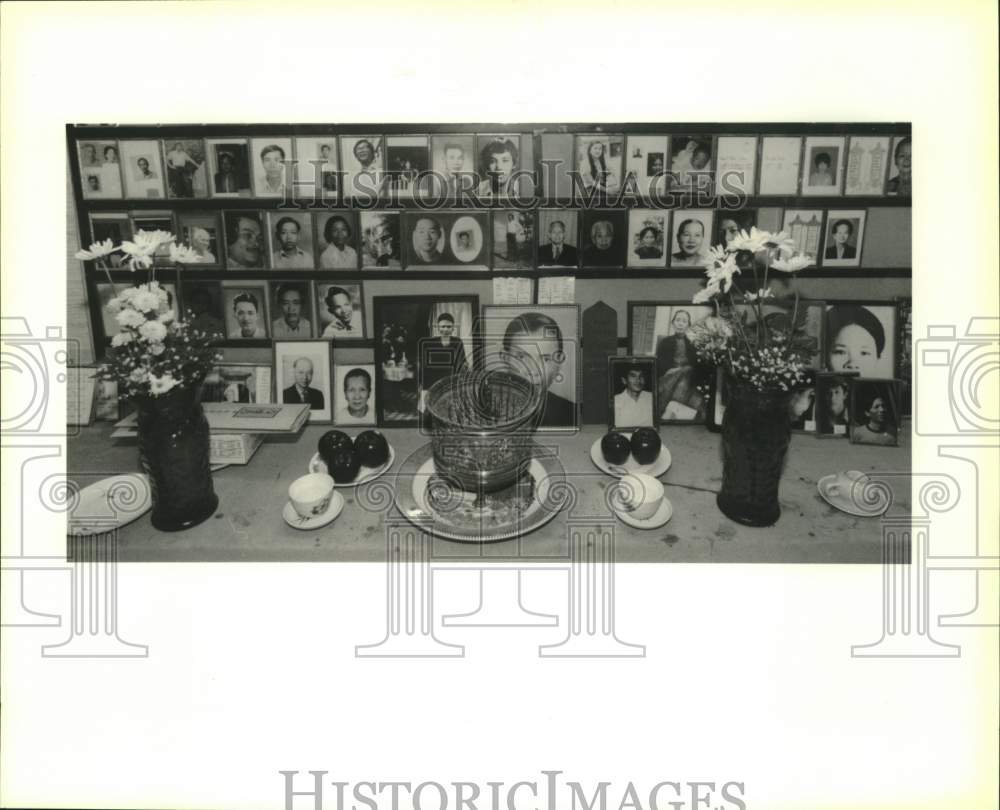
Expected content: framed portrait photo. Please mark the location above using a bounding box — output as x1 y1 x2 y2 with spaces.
801 136 846 196
179 280 225 340
206 138 252 198
815 372 858 438
223 211 265 269
850 378 902 447
162 139 209 198
269 281 316 339
886 135 912 196
359 211 401 269
266 211 315 270
119 139 165 199
609 356 658 431
385 134 430 196
221 281 270 342
492 210 535 270
316 281 365 340
669 210 713 269
744 298 826 369
824 301 897 379
669 134 714 192
782 209 825 263
626 209 669 269
844 136 892 196
575 133 625 196
628 301 714 424
77 140 123 199
333 364 377 427
580 209 627 268
404 211 489 270
758 135 802 196
341 135 385 199
714 209 757 251
480 304 580 431
714 135 758 197
822 210 867 268
250 137 293 198
130 212 175 261
475 134 528 199
537 209 579 268
789 369 818 434
624 134 669 198
295 136 339 199
176 212 221 267
203 363 274 405
316 211 360 270
88 213 132 267
274 340 333 423
430 134 476 197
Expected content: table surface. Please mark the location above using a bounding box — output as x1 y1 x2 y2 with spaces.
67 422 911 563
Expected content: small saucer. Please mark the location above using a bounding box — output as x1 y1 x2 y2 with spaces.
614 497 673 529
282 490 345 530
817 471 886 517
589 434 672 479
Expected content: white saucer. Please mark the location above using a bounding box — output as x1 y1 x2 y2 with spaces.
614 497 674 529
70 473 152 534
817 471 887 517
308 445 396 487
590 433 672 479
282 490 345 530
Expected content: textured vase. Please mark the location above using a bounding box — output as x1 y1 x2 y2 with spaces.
135 385 218 532
716 379 792 527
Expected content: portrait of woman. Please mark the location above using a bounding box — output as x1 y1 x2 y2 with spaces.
626 209 668 269
850 380 901 446
825 303 897 378
789 371 817 432
801 137 845 195
886 136 912 196
822 211 866 267
476 136 520 197
318 213 359 269
624 135 669 196
715 210 756 249
580 210 627 267
576 135 622 194
669 212 712 267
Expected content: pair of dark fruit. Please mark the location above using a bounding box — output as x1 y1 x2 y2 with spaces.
317 430 390 483
601 427 662 465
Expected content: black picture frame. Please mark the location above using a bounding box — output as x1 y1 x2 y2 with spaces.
849 378 902 447
608 356 658 431
273 339 333 423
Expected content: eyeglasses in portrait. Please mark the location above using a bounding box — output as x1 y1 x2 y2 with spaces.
179 280 225 341
669 210 713 269
206 138 252 198
801 136 845 196
821 210 866 268
203 363 273 405
274 340 333 423
222 281 270 341
341 135 384 199
120 139 165 199
251 137 293 198
849 378 901 447
404 211 488 269
223 211 265 269
163 139 209 198
177 212 221 267
316 281 365 341
580 209 627 268
78 139 123 199
359 211 400 268
536 209 579 268
269 281 315 339
492 210 535 270
626 209 668 269
333 364 377 427
824 302 897 379
267 211 315 270
608 356 657 431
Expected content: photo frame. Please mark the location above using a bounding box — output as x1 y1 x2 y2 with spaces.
537 209 579 268
669 134 714 192
203 363 274 405
800 136 845 196
373 295 479 427
206 138 252 197
180 280 226 340
844 136 892 196
333 364 377 427
130 212 176 262
782 209 825 263
714 209 757 250
162 139 209 198
341 135 384 199
475 134 526 198
824 301 898 378
608 356 658 431
403 210 489 270
176 211 222 267
626 208 669 269
316 281 365 340
250 137 293 198
491 210 535 270
789 368 818 434
886 135 912 196
623 134 669 198
849 378 902 446
385 134 430 196
273 339 333 423
94 378 121 421
316 211 360 270
815 372 857 438
480 304 580 431
359 210 400 268
669 210 713 269
714 135 758 197
223 210 266 269
575 133 625 196
758 135 802 195
119 139 165 199
77 140 123 199
430 134 476 197
266 211 315 270
821 210 867 268
94 279 179 345
221 280 270 342
744 298 826 369
269 281 316 339
295 136 339 200
88 213 132 267
580 209 627 268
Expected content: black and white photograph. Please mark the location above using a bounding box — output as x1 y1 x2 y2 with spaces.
849 378 901 446
886 135 912 196
609 356 657 430
430 134 476 197
120 139 165 198
295 136 339 198
333 364 377 427
404 211 488 269
624 134 669 196
206 138 252 197
825 302 897 378
316 211 359 270
385 134 429 195
844 136 891 196
579 209 627 268
801 136 845 196
250 137 292 198
203 363 273 404
815 372 856 437
162 139 208 198
669 210 713 268
316 281 365 340
274 339 332 422
626 209 668 269
475 134 523 198
575 133 624 195
789 369 817 433
629 302 714 423
744 298 826 369
374 295 477 427
269 281 315 339
130 212 176 260
359 211 400 268
223 210 265 269
669 134 713 191
714 135 758 197
536 210 579 268
492 211 534 269
341 135 384 198
77 140 123 199
266 211 315 270
782 208 825 262
715 209 757 249
222 281 269 340
481 304 580 430
176 212 221 266
180 280 225 339
88 213 132 267
96 281 178 343
758 135 803 195
822 210 866 267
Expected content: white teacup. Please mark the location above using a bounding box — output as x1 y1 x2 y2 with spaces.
288 473 335 519
617 473 664 521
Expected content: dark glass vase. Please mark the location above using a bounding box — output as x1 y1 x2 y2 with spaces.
135 385 218 532
716 379 792 527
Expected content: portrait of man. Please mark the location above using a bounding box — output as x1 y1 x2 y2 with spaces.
268 213 314 269
251 138 292 197
418 311 470 420
580 210 626 267
610 357 656 430
319 213 358 269
410 217 445 264
537 212 579 268
294 137 339 196
816 373 855 437
203 364 271 405
342 136 384 197
89 214 132 267
225 212 264 269
120 140 164 198
270 283 313 338
886 136 911 196
360 212 400 268
318 283 364 339
224 287 268 340
209 140 251 196
79 140 124 198
431 135 475 197
850 380 900 446
822 211 865 266
282 357 325 409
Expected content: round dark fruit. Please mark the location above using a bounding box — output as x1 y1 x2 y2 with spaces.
630 427 662 465
329 446 361 484
600 431 631 465
354 430 389 468
318 430 353 467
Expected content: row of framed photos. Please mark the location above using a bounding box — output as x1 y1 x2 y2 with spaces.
86 204 891 273
74 131 911 201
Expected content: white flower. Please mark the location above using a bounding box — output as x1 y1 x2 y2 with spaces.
764 230 797 256
131 290 161 313
770 253 812 273
703 245 728 266
149 373 178 395
129 368 149 384
75 239 116 262
110 331 134 347
158 309 175 324
705 252 741 292
149 342 166 356
745 287 775 302
116 309 146 329
692 287 715 304
727 226 771 253
106 297 122 314
121 230 174 270
168 243 203 264
138 320 168 342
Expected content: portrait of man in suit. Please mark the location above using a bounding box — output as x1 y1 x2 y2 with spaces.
537 219 578 267
282 357 325 410
824 218 858 260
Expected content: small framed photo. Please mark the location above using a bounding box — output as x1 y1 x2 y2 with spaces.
822 210 866 267
94 378 121 421
333 364 377 427
341 135 385 199
844 136 892 196
825 301 897 378
316 211 359 270
537 209 579 268
758 135 802 195
669 210 713 268
714 135 758 197
492 211 535 270
266 211 315 270
886 136 911 196
250 137 292 197
269 281 315 339
404 211 489 269
223 211 265 269
609 356 657 431
385 135 430 196
575 133 625 195
162 139 209 198
316 281 365 340
475 134 526 198
88 213 132 267
628 301 714 423
430 134 476 197
179 280 225 340
815 372 857 438
206 138 252 197
789 369 818 433
626 209 669 269
624 134 669 197
801 136 845 196
896 297 912 417
781 209 825 263
850 378 902 446
669 134 714 192
130 212 175 261
221 281 270 341
480 304 580 430
295 136 339 199
359 211 401 268
77 140 123 199
715 209 757 250
120 140 165 199
274 340 333 423
203 363 273 404
176 212 221 267
580 209 627 268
